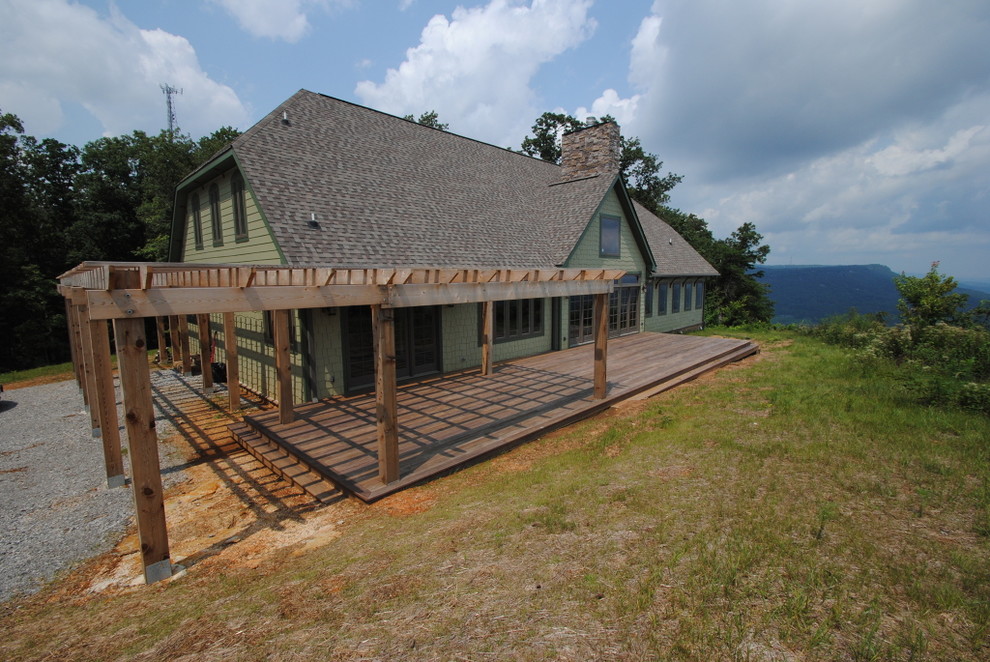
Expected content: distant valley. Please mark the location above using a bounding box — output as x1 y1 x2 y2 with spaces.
756 264 990 325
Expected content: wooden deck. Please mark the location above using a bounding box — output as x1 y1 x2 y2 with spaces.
231 333 757 502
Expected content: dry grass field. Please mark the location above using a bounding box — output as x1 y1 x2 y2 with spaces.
1 329 988 661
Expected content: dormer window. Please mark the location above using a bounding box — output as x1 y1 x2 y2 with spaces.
600 214 620 258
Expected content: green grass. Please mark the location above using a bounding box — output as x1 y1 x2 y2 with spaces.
2 329 988 660
0 361 76 385
1 350 161 386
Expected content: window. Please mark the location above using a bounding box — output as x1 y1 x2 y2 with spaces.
209 183 222 246
190 193 203 250
695 280 705 309
231 173 248 240
480 298 544 343
672 282 681 313
684 282 693 311
644 280 653 317
600 214 620 258
264 310 298 350
658 281 667 315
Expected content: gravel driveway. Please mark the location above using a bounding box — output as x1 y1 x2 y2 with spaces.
0 372 189 602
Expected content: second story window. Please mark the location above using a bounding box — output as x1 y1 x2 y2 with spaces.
231 173 248 240
209 184 222 246
190 192 203 250
600 214 620 258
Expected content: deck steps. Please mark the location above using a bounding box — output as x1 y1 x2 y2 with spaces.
229 421 339 503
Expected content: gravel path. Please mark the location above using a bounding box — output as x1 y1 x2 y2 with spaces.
0 372 190 602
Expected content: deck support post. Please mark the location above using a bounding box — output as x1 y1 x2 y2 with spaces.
372 305 399 484
90 317 125 487
168 316 181 369
480 300 494 376
593 292 608 399
196 313 214 391
155 317 168 365
274 309 294 424
177 315 192 375
223 311 240 413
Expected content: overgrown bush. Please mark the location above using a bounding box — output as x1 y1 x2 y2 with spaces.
805 310 990 415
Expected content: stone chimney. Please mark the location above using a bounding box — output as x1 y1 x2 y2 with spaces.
560 121 621 180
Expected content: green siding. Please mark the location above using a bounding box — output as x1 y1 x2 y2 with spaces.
563 188 647 276
187 312 308 404
308 309 344 398
562 187 649 344
181 169 282 265
644 278 707 332
441 301 554 371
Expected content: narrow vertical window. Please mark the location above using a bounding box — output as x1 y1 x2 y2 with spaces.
209 183 222 246
658 282 667 315
231 172 248 240
672 282 681 313
684 282 693 311
600 215 620 258
190 192 203 250
695 280 704 309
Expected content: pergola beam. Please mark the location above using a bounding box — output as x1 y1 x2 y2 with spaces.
82 279 616 320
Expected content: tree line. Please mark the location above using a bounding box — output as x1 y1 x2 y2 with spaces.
0 109 240 372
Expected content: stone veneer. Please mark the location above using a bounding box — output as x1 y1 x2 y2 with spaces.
560 121 621 181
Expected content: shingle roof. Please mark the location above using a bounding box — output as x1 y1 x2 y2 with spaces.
635 201 719 277
203 89 715 276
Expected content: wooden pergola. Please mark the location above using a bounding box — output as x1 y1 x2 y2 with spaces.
57 261 621 584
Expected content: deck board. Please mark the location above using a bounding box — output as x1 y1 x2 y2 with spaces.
239 332 756 501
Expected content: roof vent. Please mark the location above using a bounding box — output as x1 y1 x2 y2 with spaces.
307 212 320 229
281 111 290 126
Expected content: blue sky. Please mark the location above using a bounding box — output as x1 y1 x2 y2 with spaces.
2 0 988 279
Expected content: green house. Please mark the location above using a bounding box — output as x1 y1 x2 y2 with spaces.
169 90 717 402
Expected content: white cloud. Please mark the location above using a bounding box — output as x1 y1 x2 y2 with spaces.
211 0 310 42
355 0 596 147
0 0 250 141
574 89 639 128
209 0 355 42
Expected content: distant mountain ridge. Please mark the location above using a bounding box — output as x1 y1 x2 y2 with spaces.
757 264 990 325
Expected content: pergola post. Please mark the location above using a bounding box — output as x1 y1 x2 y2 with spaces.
273 309 294 424
76 300 100 433
196 313 213 391
223 311 241 413
168 315 180 369
90 317 125 487
593 292 609 399
64 297 81 387
155 317 168 365
112 314 172 584
178 315 192 374
372 305 399 484
480 300 494 376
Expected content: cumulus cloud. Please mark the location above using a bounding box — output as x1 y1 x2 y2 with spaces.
0 0 250 141
210 0 353 43
355 0 596 147
632 0 990 180
582 0 990 277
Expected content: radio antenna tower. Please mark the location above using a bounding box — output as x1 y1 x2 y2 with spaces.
160 83 182 134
